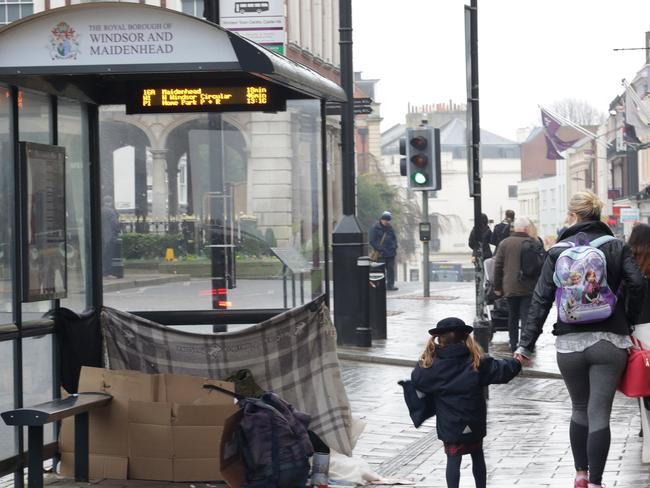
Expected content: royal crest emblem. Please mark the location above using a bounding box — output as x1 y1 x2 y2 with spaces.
49 22 80 60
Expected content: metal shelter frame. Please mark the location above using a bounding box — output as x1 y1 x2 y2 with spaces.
0 3 344 484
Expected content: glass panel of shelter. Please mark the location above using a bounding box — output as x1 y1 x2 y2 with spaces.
58 99 91 312
18 88 56 319
0 84 13 325
0 340 15 459
100 99 325 330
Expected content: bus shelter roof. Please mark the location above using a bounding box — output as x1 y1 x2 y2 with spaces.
0 2 346 104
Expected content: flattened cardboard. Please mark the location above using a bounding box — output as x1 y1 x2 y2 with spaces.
173 403 237 426
219 410 246 488
128 423 173 459
59 452 128 480
60 366 235 482
174 458 221 482
129 400 172 425
161 374 234 404
173 426 222 458
60 367 158 456
128 457 173 481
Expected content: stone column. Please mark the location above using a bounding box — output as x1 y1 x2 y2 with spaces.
150 149 168 220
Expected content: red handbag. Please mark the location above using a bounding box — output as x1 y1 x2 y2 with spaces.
619 336 650 397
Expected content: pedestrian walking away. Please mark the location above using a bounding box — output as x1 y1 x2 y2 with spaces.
468 213 493 260
411 317 522 488
516 191 646 488
626 223 650 431
493 217 543 352
490 209 514 249
369 210 398 291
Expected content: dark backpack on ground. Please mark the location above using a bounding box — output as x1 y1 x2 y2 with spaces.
238 392 314 487
519 238 546 281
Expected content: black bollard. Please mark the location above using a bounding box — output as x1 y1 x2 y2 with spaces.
112 238 124 279
369 261 387 340
355 256 372 347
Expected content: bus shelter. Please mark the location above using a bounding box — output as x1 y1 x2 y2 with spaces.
0 3 345 482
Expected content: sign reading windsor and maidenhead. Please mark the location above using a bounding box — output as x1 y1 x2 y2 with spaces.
126 85 285 114
20 142 67 302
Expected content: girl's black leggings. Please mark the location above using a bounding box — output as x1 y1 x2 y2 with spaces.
445 449 486 488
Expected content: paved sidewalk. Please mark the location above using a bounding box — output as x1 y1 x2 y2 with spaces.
338 281 562 378
343 360 647 487
102 273 191 293
4 358 646 488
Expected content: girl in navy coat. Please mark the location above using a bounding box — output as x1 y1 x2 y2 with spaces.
411 317 522 488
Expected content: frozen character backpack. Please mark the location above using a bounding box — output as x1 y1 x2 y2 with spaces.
552 233 617 324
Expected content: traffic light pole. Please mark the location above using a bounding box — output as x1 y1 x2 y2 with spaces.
332 0 366 345
422 192 430 298
468 0 490 354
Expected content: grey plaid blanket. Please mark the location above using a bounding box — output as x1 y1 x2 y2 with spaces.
100 297 355 455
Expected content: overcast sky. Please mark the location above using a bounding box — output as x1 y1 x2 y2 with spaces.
352 0 650 141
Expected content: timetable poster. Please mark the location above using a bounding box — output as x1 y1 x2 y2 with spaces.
20 142 67 302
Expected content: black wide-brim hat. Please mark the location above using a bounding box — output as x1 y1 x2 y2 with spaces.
428 317 473 336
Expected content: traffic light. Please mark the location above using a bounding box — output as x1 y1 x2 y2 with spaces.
399 136 407 176
405 127 441 191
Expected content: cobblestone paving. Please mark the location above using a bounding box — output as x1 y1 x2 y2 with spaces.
342 360 648 487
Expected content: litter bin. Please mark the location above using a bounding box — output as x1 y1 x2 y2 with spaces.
112 238 124 279
355 256 372 347
369 262 387 340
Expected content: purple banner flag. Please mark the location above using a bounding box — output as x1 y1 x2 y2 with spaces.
544 135 564 160
541 108 579 159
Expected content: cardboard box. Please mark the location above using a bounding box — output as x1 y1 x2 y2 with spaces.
59 452 128 480
220 409 246 488
59 367 237 482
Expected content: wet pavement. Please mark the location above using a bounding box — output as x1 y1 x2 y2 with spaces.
4 280 648 487
344 360 646 487
338 281 562 378
340 280 649 486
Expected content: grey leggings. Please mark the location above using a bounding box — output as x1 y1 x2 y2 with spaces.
557 340 628 485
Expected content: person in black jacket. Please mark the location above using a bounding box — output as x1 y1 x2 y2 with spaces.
369 211 398 290
468 213 493 260
628 223 650 324
411 317 521 488
627 223 650 425
515 191 645 488
490 209 514 249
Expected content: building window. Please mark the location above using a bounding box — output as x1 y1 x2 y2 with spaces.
180 0 203 18
508 185 518 198
0 0 33 25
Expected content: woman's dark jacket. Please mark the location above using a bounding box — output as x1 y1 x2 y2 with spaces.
411 344 521 443
519 220 645 355
632 277 650 326
468 226 493 259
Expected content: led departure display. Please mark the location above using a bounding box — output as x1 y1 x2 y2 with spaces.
126 85 285 114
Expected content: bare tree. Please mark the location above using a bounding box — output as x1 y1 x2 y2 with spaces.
549 98 605 126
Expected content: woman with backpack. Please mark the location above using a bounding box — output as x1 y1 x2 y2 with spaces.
515 191 645 488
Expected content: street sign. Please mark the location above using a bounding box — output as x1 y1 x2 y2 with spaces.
354 97 373 105
354 106 373 115
324 104 373 116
